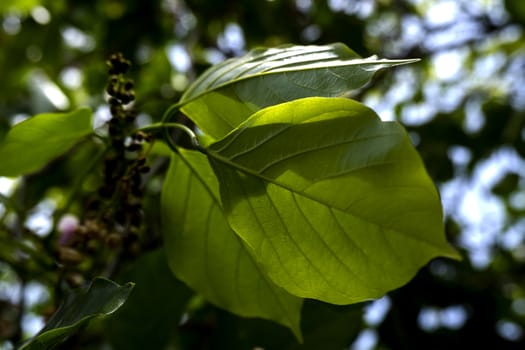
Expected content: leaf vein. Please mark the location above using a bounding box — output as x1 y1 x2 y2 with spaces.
256 132 399 174
237 176 304 291
265 187 352 297
292 193 370 288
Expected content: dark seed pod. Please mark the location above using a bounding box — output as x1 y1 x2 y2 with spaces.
110 105 124 118
128 242 141 256
109 96 119 104
119 92 134 104
108 53 131 74
66 273 85 287
85 238 100 253
126 143 142 152
58 246 84 265
133 132 144 142
106 233 122 249
124 113 136 123
106 84 118 96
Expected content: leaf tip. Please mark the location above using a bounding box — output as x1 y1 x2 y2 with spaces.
443 245 463 261
290 324 304 344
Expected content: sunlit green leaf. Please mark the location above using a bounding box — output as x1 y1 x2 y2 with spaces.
161 149 303 340
179 43 417 139
0 108 93 177
0 0 41 13
19 277 134 350
208 97 460 305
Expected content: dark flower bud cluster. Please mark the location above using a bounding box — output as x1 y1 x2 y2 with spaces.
57 54 151 274
107 53 135 107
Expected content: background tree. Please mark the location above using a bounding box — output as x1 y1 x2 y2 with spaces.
1 0 524 349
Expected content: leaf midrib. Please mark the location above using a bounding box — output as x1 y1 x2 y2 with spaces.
208 150 446 250
175 150 302 329
183 45 340 96
181 60 386 106
177 150 303 291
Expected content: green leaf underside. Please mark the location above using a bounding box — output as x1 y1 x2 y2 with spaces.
179 43 418 140
161 149 303 340
20 278 133 350
107 250 193 350
208 97 460 305
0 108 93 177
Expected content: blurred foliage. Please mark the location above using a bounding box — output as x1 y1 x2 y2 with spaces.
1 0 525 349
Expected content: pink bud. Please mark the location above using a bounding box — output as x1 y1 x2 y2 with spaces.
58 214 79 246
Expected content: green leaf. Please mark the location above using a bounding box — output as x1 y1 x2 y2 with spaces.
0 0 41 13
290 301 363 350
211 300 363 349
208 97 460 305
107 250 193 350
179 43 417 139
19 277 134 350
0 108 93 177
161 149 303 340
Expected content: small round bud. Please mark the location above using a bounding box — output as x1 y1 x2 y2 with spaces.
128 242 141 256
108 97 120 106
66 273 85 287
124 81 134 90
58 246 84 265
134 132 146 142
86 239 100 253
57 214 79 246
106 233 122 249
126 143 142 152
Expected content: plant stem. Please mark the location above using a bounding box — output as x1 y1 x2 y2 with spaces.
137 122 205 153
157 101 203 154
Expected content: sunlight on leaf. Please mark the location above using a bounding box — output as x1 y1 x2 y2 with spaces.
161 149 303 340
208 97 460 305
0 0 41 14
0 108 93 177
178 43 418 139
